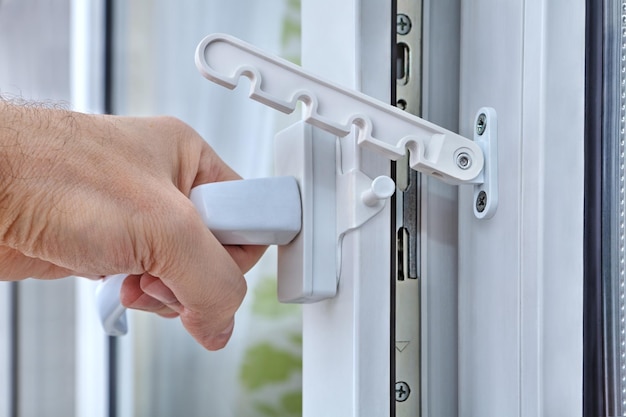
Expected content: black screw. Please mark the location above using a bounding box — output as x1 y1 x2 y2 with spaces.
395 381 411 402
397 14 412 36
476 191 487 213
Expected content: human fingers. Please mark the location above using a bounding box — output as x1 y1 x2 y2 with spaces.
137 192 247 350
224 245 268 273
138 273 182 313
120 275 179 318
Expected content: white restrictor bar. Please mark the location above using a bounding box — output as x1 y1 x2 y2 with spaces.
195 33 485 185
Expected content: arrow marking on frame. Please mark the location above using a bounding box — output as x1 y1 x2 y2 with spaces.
396 341 410 352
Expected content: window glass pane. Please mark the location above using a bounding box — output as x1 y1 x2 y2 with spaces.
110 2 302 416
0 2 76 416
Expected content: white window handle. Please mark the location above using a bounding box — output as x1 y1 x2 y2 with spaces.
96 177 301 336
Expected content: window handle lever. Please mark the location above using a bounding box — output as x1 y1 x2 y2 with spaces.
96 177 301 336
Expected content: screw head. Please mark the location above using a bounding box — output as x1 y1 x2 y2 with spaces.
456 152 472 170
395 381 411 402
476 191 487 213
476 113 487 136
396 14 412 35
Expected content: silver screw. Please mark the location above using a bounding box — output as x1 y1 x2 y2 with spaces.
476 113 487 136
395 381 411 402
397 14 412 35
456 152 472 170
476 191 487 213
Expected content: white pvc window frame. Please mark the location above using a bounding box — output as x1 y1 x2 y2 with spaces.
302 1 585 416
457 0 585 415
71 1 111 416
0 283 11 417
301 1 393 415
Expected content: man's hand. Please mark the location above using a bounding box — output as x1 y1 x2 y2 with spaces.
0 101 266 350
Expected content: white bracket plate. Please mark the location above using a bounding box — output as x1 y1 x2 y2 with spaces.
472 108 498 219
275 121 394 303
274 122 338 302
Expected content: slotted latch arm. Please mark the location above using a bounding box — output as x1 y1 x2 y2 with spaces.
195 34 497 208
